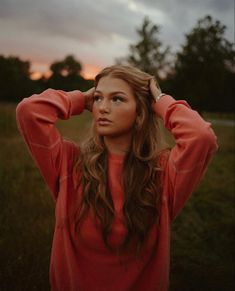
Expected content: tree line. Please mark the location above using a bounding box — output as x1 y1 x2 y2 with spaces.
0 15 234 112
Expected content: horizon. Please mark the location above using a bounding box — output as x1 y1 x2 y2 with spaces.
1 0 234 80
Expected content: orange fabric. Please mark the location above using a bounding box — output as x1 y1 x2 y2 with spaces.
16 89 218 291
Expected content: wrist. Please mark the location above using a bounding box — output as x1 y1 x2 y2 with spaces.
83 87 95 111
69 90 86 115
154 93 167 102
152 95 175 120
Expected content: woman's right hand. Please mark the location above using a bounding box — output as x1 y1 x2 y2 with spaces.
83 87 95 111
149 78 161 101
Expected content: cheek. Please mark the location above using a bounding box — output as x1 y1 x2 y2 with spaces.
127 109 136 122
118 107 137 126
91 105 98 117
127 104 137 121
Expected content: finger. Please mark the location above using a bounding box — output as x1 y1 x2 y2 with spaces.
149 79 159 99
88 87 95 97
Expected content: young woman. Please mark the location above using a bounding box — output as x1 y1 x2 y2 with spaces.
16 65 218 291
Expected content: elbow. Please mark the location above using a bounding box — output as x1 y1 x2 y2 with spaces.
16 99 26 116
16 96 36 126
198 123 218 153
16 100 27 132
16 98 28 122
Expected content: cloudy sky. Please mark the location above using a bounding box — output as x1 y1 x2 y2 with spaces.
0 0 234 78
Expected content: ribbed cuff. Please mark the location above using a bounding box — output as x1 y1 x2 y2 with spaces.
153 95 176 120
68 90 85 116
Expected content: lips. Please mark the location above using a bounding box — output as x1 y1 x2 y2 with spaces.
98 118 111 122
97 118 112 125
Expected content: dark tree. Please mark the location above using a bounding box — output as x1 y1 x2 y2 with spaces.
118 17 170 80
172 15 235 112
47 55 91 91
50 55 82 77
0 55 36 102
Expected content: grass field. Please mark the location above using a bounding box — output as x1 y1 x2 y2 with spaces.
0 102 234 291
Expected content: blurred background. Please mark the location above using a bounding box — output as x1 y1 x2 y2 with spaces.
0 0 234 290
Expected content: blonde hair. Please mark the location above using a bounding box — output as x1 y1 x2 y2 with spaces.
75 65 165 254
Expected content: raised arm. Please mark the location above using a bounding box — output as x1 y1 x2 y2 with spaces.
150 83 218 221
16 88 90 200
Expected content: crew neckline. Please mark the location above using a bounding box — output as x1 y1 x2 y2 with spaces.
108 152 125 162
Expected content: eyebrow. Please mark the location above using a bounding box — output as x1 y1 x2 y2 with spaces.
94 90 127 96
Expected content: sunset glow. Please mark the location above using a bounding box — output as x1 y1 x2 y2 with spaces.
30 71 42 80
1 0 233 86
30 62 101 80
81 64 102 80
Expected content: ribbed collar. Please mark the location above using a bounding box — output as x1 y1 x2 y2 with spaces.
108 153 125 163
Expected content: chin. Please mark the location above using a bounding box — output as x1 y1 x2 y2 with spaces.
96 129 119 137
97 132 115 137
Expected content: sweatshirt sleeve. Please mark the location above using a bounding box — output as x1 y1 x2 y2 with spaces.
154 95 218 221
16 88 85 200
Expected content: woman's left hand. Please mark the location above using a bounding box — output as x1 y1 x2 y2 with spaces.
83 87 95 111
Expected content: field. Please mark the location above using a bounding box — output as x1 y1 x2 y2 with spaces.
0 102 234 291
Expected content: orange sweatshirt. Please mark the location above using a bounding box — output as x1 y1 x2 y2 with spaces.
16 89 218 291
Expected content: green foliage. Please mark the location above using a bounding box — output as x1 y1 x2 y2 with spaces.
1 15 234 113
172 15 235 112
0 54 94 102
119 15 234 113
0 55 36 102
50 54 82 77
117 16 171 79
38 55 94 94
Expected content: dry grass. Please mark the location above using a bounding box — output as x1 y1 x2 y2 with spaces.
0 103 234 291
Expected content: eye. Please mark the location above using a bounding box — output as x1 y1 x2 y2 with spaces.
112 96 124 103
93 95 102 102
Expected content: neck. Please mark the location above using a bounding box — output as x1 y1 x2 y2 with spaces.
104 133 132 156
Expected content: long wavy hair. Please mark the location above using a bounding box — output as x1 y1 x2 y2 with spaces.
75 65 165 254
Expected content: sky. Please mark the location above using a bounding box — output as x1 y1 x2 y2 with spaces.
0 0 234 79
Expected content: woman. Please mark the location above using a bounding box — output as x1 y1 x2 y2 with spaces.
16 65 218 291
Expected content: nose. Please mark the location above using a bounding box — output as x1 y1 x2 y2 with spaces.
99 100 110 114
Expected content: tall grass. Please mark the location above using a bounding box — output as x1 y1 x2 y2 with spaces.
0 103 91 290
170 122 235 291
0 103 234 291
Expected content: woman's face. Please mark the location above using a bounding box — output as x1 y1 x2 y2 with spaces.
92 76 137 137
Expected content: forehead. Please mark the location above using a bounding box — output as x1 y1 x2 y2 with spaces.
96 76 134 96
